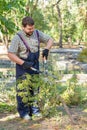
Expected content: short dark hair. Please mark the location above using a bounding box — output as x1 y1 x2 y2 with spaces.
22 16 34 27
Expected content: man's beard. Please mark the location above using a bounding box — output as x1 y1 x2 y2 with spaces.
25 32 33 36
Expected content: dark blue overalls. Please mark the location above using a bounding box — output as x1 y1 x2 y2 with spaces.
16 31 40 118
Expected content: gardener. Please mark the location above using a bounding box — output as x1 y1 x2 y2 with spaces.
8 16 53 120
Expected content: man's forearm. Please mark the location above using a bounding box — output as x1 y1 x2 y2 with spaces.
8 52 24 65
46 38 53 50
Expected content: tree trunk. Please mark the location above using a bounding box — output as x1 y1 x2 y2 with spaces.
53 0 63 48
0 30 9 49
3 35 9 48
56 4 62 48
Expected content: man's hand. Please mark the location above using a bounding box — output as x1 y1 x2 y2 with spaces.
22 61 34 69
42 49 49 60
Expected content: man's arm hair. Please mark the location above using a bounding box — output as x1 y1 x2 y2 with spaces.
45 38 53 50
8 52 24 65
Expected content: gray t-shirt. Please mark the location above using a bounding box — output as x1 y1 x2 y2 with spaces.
8 30 52 59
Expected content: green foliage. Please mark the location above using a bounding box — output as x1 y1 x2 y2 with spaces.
0 0 87 45
0 15 16 34
32 9 49 31
0 69 16 113
0 1 15 34
0 85 16 113
62 75 82 105
0 102 16 113
0 72 3 78
17 74 59 116
77 48 87 62
17 73 85 117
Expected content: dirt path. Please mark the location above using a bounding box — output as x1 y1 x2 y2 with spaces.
0 106 87 130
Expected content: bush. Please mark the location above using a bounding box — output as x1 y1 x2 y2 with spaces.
17 73 84 117
78 48 87 62
62 75 82 105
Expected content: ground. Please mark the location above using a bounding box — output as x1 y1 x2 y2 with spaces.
0 104 87 130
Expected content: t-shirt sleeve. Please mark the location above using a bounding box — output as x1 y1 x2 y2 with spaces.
38 30 52 43
8 35 19 54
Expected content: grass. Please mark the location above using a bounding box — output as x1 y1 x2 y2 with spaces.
0 102 16 113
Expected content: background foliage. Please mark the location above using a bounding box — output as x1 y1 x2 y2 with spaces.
0 0 87 47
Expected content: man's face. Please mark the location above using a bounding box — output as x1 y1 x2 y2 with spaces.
23 25 34 36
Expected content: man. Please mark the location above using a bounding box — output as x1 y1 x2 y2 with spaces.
8 16 53 120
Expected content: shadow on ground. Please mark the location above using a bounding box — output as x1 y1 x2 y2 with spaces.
0 105 87 130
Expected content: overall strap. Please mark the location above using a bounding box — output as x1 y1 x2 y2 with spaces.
17 33 30 52
17 30 40 52
36 30 40 46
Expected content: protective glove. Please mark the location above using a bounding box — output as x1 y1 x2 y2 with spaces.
42 49 49 60
22 61 34 69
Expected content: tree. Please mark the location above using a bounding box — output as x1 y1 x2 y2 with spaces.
0 0 49 48
0 0 26 47
53 0 63 48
